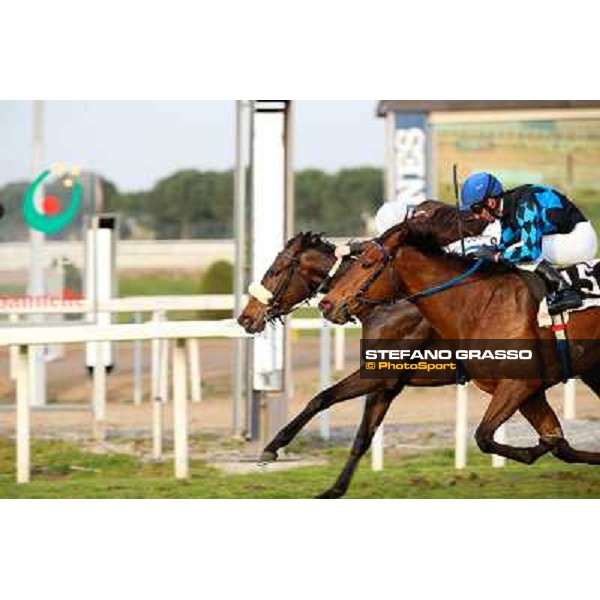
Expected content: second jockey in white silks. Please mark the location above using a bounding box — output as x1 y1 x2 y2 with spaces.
334 197 502 259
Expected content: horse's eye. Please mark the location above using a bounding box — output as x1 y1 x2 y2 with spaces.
360 259 374 269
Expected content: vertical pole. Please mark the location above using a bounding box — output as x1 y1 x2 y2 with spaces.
282 101 294 431
188 338 202 403
152 309 169 404
16 345 30 484
133 312 143 405
371 425 384 471
384 112 395 202
172 338 189 479
248 101 292 441
92 341 107 440
492 424 506 468
319 319 331 440
29 100 46 407
152 328 164 460
564 379 576 420
152 395 163 460
9 313 19 380
233 100 250 437
160 338 169 403
334 326 345 372
150 311 165 459
150 310 160 402
455 383 469 469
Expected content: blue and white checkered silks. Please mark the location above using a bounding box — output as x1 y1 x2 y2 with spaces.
499 186 596 264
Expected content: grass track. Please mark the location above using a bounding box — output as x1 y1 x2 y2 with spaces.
1 437 599 499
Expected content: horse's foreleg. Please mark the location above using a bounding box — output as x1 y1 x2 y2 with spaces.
259 370 398 462
551 369 600 464
475 384 558 464
316 388 396 499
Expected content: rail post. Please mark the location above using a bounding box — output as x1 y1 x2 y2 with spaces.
564 379 576 420
151 318 166 460
132 311 143 405
319 319 331 440
371 424 384 471
92 340 107 440
172 338 189 479
334 326 345 372
188 338 202 403
9 313 19 380
455 383 469 469
16 345 31 483
492 424 507 468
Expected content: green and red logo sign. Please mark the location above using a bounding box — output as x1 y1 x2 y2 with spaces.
23 163 82 234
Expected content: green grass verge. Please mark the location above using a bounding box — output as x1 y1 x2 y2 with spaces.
1 437 599 499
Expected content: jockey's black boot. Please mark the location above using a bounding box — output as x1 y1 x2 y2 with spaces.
535 260 583 315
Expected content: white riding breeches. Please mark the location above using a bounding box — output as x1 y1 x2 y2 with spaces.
540 221 598 264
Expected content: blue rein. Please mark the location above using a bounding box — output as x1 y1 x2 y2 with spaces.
401 258 485 304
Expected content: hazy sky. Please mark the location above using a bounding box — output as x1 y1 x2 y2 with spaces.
0 101 384 191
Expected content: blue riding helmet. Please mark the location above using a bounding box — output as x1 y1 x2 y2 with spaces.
460 172 503 209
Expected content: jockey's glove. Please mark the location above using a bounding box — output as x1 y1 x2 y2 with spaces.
473 246 501 262
334 242 364 259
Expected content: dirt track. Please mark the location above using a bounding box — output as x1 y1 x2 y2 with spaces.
1 336 600 444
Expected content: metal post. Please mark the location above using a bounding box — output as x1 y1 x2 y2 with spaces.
28 100 46 407
564 379 576 420
188 338 202 403
248 100 293 441
492 424 506 468
133 312 143 405
319 319 331 440
455 383 469 469
172 338 189 479
334 326 345 372
16 345 30 483
233 100 250 436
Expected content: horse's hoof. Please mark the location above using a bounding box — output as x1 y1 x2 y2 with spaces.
315 488 343 499
257 450 278 465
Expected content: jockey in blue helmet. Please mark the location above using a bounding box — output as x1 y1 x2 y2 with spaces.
461 172 598 315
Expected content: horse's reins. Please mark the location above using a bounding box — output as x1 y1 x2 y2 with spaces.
354 240 485 307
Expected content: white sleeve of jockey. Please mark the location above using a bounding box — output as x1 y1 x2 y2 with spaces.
375 199 423 235
443 220 502 255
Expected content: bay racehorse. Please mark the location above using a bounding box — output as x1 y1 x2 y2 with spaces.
238 202 579 497
319 219 600 468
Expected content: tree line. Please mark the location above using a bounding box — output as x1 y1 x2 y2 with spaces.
0 167 384 241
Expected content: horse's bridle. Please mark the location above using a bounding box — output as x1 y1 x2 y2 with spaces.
263 243 335 319
354 240 403 307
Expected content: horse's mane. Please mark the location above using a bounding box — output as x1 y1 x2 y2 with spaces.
378 204 514 276
296 231 336 254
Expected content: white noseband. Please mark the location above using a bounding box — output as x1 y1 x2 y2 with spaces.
248 281 274 305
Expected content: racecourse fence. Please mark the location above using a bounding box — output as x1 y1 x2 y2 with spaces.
0 294 579 482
